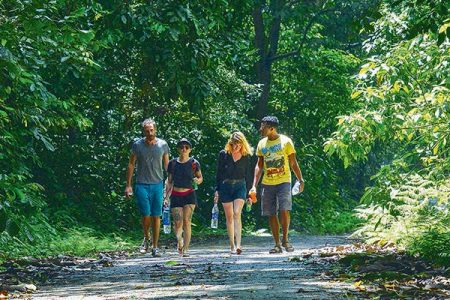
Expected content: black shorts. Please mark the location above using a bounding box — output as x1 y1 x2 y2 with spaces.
170 190 197 208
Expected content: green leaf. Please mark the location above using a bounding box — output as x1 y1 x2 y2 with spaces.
438 23 450 34
351 90 362 99
165 260 178 266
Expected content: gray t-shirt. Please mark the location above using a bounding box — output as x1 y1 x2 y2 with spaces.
132 138 169 184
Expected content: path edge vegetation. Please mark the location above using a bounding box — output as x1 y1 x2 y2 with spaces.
0 0 449 268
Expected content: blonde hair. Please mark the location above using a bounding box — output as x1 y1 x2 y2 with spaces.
224 131 253 156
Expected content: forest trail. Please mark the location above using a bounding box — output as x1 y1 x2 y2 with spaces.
30 235 361 299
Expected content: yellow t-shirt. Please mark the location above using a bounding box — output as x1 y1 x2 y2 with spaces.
256 134 296 185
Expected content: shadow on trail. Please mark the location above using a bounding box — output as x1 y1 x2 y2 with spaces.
32 235 358 299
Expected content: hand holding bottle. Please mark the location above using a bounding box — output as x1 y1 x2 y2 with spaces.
248 188 257 203
211 203 219 229
125 186 133 198
292 179 305 195
192 178 198 190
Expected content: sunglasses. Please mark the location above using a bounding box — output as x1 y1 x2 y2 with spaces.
178 145 190 150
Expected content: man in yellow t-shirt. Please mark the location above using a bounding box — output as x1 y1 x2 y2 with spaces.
250 116 305 253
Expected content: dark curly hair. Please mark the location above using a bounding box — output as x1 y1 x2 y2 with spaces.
261 116 279 128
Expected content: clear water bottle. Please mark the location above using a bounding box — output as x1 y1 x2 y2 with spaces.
211 203 219 229
162 205 171 234
292 180 302 196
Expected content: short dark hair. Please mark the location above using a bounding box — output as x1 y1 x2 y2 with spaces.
261 116 279 128
177 138 192 148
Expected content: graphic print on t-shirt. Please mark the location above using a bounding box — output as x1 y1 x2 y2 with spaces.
257 135 296 185
260 143 286 178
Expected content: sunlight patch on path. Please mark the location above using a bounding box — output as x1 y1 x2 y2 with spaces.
31 235 354 300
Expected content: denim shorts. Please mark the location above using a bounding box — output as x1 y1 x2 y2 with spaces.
134 181 164 216
261 182 292 216
218 180 247 203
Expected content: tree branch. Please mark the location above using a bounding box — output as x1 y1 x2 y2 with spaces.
269 7 336 62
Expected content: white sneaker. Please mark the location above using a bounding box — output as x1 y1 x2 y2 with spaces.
139 238 149 253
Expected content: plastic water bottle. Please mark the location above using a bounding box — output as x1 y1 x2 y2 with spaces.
162 205 171 234
211 203 219 229
192 179 198 190
292 180 302 196
249 190 257 203
245 200 252 212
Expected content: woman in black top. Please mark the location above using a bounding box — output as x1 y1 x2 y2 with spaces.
214 131 253 254
165 138 203 257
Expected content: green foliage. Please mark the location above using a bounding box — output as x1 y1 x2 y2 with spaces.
408 229 450 265
0 0 410 261
0 0 101 245
0 227 135 262
353 175 449 248
46 228 134 257
326 1 449 262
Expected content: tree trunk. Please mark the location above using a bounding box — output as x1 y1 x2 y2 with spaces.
255 61 271 120
252 0 284 120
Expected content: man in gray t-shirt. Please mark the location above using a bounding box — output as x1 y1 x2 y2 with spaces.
125 118 169 257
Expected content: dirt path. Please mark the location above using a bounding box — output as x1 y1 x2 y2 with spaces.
30 235 360 299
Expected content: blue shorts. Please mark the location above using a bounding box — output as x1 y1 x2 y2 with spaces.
135 182 164 216
218 180 247 203
261 182 292 216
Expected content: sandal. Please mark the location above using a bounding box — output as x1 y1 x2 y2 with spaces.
269 245 283 254
282 241 294 252
236 248 242 255
177 242 184 255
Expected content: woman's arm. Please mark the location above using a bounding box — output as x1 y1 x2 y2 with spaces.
215 151 225 191
245 155 254 192
194 169 203 185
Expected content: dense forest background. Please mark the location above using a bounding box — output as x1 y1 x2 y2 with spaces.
0 0 448 265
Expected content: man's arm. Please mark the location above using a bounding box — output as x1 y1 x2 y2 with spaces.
162 152 169 172
288 153 304 193
164 174 173 206
250 156 264 192
125 154 137 197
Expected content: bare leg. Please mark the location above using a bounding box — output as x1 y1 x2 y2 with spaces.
142 216 151 240
279 210 290 244
172 207 183 253
233 199 245 250
268 215 281 247
182 204 195 253
222 202 235 252
151 216 160 249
